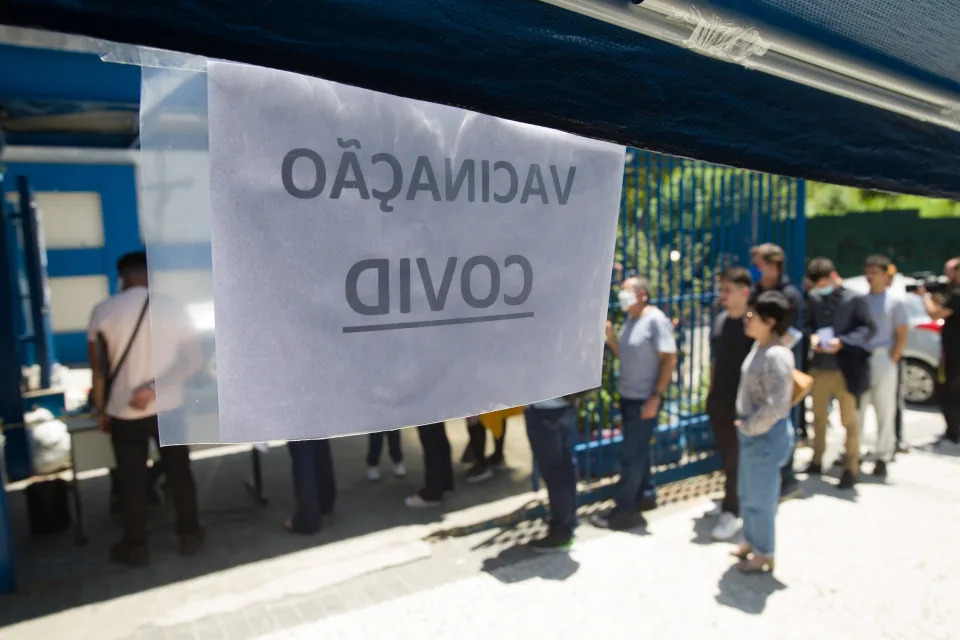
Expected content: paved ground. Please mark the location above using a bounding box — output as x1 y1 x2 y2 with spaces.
1 406 956 639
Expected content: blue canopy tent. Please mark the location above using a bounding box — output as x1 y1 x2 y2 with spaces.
1 0 960 197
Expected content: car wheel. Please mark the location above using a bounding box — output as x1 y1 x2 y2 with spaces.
902 359 937 405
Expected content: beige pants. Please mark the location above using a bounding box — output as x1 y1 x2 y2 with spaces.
810 369 860 473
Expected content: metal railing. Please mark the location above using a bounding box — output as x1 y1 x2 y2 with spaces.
570 149 806 491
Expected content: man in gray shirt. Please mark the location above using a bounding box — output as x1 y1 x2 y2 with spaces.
859 255 908 478
595 276 677 530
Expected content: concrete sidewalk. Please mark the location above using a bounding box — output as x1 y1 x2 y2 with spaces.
1 407 954 639
261 441 960 640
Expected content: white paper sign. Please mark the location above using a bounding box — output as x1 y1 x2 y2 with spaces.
207 61 625 442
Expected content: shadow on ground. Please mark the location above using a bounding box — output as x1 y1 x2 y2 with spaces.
0 420 535 627
715 563 787 614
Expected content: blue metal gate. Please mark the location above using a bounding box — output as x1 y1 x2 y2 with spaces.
575 149 806 489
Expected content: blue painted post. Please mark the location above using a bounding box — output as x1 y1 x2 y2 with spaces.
0 175 24 593
17 177 56 389
795 180 808 286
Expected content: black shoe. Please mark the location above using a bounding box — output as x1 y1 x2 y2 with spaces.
529 531 574 553
802 462 822 475
179 530 205 556
593 510 647 531
465 465 493 483
838 470 857 490
779 483 803 502
486 454 506 469
637 496 658 512
110 541 149 567
872 461 888 478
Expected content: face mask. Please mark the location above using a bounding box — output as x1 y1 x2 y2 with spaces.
813 285 834 296
618 289 638 311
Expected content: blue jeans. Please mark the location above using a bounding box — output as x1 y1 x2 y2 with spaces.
613 398 657 515
525 405 578 539
780 407 799 492
287 439 336 534
738 418 795 556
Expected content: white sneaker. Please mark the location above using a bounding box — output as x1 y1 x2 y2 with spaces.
711 512 740 541
393 462 407 478
704 503 722 517
366 466 381 481
405 494 441 508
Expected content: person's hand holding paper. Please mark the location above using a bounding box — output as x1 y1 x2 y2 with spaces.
813 326 841 354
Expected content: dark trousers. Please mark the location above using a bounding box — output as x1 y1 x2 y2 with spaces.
287 439 336 533
467 422 488 467
467 420 507 470
614 398 657 514
525 405 578 539
110 414 200 546
366 430 403 466
417 422 453 501
707 396 739 516
942 359 960 443
895 360 904 444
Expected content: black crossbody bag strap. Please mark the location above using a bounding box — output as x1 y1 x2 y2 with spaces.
102 297 150 407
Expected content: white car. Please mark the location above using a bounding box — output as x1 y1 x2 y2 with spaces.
843 274 942 405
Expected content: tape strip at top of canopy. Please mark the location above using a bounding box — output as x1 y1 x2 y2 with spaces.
541 0 960 132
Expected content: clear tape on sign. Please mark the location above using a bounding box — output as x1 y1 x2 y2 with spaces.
136 51 222 444
96 40 210 71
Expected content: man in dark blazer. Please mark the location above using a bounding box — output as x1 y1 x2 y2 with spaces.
802 257 876 489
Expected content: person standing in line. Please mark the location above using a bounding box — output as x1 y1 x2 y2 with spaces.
750 243 805 499
525 397 579 552
285 438 337 534
88 251 204 566
366 430 406 481
858 255 908 478
885 263 909 453
802 257 875 489
463 416 495 483
918 257 960 447
462 410 513 481
593 276 677 530
406 422 454 508
705 267 755 541
731 291 796 574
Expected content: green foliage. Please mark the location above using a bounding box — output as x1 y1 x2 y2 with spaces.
807 182 960 218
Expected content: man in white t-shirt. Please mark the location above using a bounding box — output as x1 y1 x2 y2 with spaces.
88 251 204 566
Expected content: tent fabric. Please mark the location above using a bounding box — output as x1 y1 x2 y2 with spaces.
707 0 960 91
2 0 960 197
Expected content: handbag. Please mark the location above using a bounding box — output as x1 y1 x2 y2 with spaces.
791 368 814 406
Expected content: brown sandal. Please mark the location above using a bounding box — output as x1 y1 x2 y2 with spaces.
738 555 775 574
730 544 753 560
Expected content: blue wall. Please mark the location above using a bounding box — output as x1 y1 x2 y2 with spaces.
2 162 141 364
